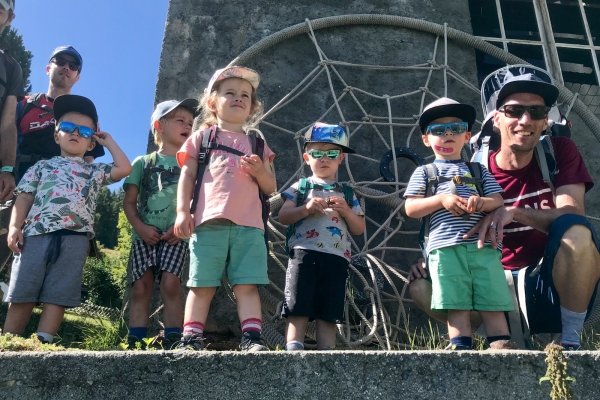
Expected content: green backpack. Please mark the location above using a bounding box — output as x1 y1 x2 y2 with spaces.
284 178 354 253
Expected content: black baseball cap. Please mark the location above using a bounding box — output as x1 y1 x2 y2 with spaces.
54 95 98 129
496 73 559 109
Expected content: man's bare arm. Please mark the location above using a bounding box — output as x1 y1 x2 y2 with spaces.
0 95 18 200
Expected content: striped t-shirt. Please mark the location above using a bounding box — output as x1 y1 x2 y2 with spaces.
404 160 503 255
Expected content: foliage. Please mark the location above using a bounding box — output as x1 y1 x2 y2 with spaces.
117 209 132 270
94 187 124 249
82 251 125 308
0 333 64 352
78 314 128 351
540 343 575 400
0 27 32 93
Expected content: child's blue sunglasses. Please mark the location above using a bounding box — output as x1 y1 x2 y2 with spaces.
307 149 342 159
56 121 95 139
425 121 469 136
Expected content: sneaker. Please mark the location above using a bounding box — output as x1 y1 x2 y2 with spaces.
162 332 183 350
174 333 205 351
239 331 267 352
127 335 147 350
489 340 519 350
561 343 582 351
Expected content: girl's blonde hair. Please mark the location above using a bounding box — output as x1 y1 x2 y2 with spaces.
196 79 264 131
153 106 194 147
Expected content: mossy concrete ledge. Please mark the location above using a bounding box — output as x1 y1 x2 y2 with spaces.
1 350 599 399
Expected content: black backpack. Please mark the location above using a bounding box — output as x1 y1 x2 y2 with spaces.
190 126 271 247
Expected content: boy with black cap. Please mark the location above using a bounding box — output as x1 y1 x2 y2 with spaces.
2 95 131 343
404 97 516 350
279 122 365 351
123 99 198 349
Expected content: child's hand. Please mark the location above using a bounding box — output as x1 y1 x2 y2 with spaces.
305 197 328 215
441 194 468 216
161 226 180 245
92 131 114 147
139 224 161 246
466 195 485 213
327 196 352 218
7 226 23 253
174 211 194 239
241 154 265 178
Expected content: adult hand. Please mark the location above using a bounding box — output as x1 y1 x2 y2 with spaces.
463 206 516 248
409 258 427 282
7 226 23 253
161 226 180 245
441 194 468 216
138 224 161 246
0 171 15 201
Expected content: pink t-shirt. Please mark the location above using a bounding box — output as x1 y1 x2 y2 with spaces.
489 136 593 270
177 128 275 230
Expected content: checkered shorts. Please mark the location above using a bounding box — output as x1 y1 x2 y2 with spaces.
129 239 188 283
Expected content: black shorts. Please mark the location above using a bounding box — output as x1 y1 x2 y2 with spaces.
282 249 349 323
519 214 600 334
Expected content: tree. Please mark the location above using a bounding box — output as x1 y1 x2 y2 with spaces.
95 187 124 249
0 27 32 93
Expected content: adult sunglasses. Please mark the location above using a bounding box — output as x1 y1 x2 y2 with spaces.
52 57 81 72
425 121 469 136
56 121 95 139
498 104 550 120
307 149 342 159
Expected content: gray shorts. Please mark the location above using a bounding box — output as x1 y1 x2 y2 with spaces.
5 231 89 307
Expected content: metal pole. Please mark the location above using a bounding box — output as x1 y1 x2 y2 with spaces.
578 0 600 86
495 0 509 52
532 0 564 84
444 22 448 97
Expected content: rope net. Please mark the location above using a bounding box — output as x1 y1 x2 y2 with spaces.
249 19 600 350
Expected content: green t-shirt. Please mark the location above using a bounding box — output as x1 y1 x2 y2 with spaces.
123 153 186 242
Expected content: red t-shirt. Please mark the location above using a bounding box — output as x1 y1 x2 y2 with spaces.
489 136 593 270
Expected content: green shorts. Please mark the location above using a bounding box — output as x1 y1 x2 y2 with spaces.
428 243 513 312
188 220 268 287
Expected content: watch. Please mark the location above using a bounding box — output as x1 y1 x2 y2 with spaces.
1 166 14 175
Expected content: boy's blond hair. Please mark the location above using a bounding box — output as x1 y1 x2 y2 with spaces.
153 106 194 147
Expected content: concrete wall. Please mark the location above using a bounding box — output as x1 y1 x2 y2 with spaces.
2 350 600 399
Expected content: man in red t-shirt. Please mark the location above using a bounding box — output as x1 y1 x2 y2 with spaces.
409 72 600 350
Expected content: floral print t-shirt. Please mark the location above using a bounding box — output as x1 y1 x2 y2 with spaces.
17 156 114 238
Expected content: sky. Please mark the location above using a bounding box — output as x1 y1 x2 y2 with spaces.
12 1 170 190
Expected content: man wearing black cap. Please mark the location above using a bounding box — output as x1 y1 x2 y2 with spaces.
15 46 105 177
410 71 600 350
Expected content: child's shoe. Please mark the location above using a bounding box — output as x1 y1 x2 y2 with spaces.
561 343 582 351
285 341 304 351
239 331 267 352
127 335 147 350
174 334 205 351
162 332 183 350
489 340 519 350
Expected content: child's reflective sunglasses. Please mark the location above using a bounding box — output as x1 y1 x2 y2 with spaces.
307 149 342 159
498 104 550 120
56 121 95 139
425 121 469 136
52 57 81 72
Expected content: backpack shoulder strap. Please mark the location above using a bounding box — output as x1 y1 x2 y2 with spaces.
137 152 157 215
420 163 439 260
190 125 218 213
536 136 557 195
341 183 354 207
464 162 485 197
296 178 309 207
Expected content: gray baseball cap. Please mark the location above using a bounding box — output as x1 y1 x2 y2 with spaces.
151 99 199 131
0 1 14 11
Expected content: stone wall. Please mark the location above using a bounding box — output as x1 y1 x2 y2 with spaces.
2 350 600 399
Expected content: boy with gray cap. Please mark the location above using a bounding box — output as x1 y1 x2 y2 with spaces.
123 99 198 349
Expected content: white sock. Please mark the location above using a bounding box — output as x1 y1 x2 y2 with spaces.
36 332 54 344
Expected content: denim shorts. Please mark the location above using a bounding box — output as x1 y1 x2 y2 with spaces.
188 220 268 287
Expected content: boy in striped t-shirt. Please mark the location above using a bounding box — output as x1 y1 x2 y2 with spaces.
404 98 516 350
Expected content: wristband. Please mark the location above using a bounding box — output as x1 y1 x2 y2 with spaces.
1 166 14 175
